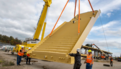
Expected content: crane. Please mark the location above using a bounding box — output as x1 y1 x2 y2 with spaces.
12 0 52 54
92 44 109 59
92 44 105 55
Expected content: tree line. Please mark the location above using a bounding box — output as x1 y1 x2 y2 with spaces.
0 34 22 45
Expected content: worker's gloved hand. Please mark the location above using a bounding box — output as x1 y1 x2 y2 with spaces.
90 63 92 65
84 61 86 64
68 53 73 56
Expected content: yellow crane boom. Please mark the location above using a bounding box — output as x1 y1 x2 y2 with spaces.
41 22 46 40
33 0 52 39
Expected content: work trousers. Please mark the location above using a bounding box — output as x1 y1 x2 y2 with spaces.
73 62 81 69
86 63 93 69
17 55 22 65
26 56 31 64
110 61 113 66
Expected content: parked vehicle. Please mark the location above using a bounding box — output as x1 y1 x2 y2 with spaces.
1 45 15 52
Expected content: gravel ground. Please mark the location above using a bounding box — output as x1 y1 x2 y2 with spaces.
0 50 121 69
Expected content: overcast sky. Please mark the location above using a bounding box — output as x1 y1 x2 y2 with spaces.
0 0 121 56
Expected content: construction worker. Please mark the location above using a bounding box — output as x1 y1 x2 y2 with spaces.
110 57 113 66
69 48 81 69
21 46 25 57
26 47 31 65
17 50 24 65
84 50 94 69
21 46 25 53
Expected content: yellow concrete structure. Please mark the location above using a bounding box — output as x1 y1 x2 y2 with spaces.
28 10 101 64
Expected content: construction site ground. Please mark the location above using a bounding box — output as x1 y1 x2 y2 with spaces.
0 51 121 69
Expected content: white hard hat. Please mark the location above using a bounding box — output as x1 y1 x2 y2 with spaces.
21 46 24 48
28 47 31 50
77 48 80 52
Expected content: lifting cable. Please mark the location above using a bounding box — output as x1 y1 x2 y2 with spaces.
77 0 95 34
99 16 109 52
49 0 69 36
49 0 95 36
88 0 95 14
78 0 80 34
74 0 77 17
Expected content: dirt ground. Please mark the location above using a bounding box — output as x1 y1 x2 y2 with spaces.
0 50 121 69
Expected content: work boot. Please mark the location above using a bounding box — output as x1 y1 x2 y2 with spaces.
28 62 31 65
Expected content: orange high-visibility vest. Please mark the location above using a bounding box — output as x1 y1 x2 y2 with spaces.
86 54 93 64
18 52 24 56
111 59 113 61
104 56 105 58
27 54 30 57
